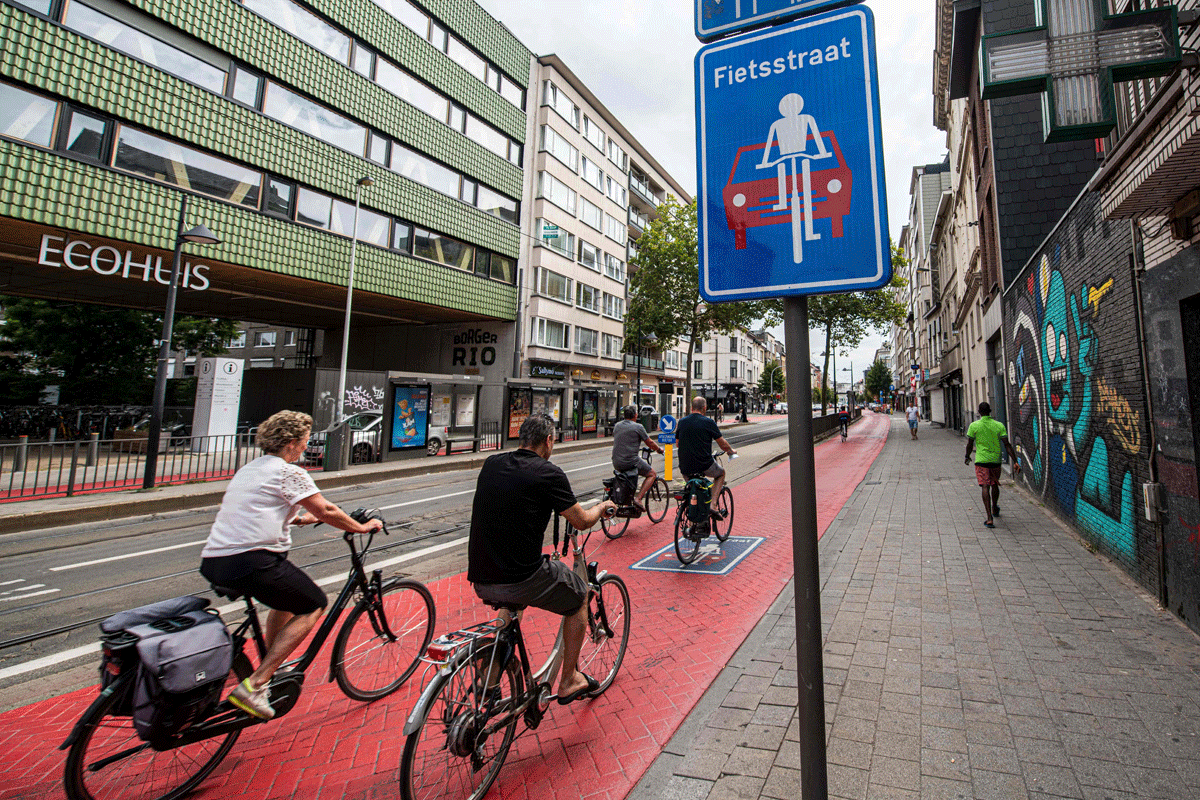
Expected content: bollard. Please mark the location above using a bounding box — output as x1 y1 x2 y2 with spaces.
48 428 56 442
67 441 80 496
15 435 27 472
87 432 99 467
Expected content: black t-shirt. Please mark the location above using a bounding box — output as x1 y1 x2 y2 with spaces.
676 413 722 476
467 449 578 585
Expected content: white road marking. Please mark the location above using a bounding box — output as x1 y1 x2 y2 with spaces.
564 461 609 474
378 489 475 510
51 540 209 572
0 588 59 602
0 579 24 586
0 537 471 682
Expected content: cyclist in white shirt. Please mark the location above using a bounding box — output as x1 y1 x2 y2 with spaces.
199 410 382 719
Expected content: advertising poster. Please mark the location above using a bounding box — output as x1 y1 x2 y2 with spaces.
430 393 452 428
582 392 598 433
508 389 530 438
456 393 476 427
391 386 429 448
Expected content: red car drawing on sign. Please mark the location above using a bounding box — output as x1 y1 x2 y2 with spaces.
722 131 852 249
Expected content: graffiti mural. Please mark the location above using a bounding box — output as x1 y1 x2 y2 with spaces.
1004 199 1146 569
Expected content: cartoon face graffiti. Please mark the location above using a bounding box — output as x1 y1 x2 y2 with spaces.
1041 267 1074 424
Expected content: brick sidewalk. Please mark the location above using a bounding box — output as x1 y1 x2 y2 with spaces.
631 418 1200 800
0 416 890 800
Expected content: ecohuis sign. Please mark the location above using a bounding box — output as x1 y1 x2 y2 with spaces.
37 234 213 290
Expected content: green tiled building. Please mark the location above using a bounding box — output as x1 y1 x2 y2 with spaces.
0 0 531 440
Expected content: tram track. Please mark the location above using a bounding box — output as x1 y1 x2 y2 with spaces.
0 422 790 653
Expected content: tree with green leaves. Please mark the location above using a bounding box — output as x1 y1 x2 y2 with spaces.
625 197 778 402
864 359 891 400
804 243 908 414
0 298 237 405
757 359 786 399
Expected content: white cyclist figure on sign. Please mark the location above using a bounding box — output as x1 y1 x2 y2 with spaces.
758 92 832 263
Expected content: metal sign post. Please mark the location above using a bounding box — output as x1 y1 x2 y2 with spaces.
784 295 827 800
659 414 678 480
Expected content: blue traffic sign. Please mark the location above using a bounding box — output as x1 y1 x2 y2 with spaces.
696 0 861 42
695 6 889 301
659 433 677 445
659 414 678 434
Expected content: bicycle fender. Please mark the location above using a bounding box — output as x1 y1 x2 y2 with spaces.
61 674 128 750
402 666 454 735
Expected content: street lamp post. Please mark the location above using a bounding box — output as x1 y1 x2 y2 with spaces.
633 331 657 411
143 195 220 489
335 175 374 424
768 364 783 399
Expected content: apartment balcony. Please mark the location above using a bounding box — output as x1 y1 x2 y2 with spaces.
628 207 650 237
629 175 658 209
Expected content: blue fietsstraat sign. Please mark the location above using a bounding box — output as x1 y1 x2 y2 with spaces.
695 6 889 301
695 0 862 42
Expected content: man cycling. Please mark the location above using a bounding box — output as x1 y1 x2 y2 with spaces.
837 406 850 439
675 397 737 521
467 414 616 704
610 405 664 512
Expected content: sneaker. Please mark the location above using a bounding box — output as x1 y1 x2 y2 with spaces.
229 678 275 720
710 508 726 521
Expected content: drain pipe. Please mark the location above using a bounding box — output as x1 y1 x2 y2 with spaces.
1130 220 1167 605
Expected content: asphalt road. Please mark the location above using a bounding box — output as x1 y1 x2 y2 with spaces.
0 417 791 708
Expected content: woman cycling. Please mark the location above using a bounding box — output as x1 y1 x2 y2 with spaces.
198 410 382 720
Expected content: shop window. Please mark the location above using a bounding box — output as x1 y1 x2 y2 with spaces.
0 82 58 147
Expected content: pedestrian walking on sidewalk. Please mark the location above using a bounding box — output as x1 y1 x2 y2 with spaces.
905 403 920 439
964 401 1021 528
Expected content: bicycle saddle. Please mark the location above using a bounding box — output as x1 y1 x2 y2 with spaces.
209 583 244 600
485 601 525 612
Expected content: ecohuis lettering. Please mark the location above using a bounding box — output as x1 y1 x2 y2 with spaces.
38 234 211 290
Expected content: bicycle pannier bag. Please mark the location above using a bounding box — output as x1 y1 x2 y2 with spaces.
98 595 213 715
604 471 637 505
686 478 713 522
128 608 233 743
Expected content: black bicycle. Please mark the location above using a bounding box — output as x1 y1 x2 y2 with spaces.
398 515 630 800
61 509 436 800
600 446 671 539
673 452 736 565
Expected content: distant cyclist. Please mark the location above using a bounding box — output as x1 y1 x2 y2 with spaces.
837 406 850 439
610 406 663 512
676 397 737 520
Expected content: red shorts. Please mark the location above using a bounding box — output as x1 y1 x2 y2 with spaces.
975 465 1002 486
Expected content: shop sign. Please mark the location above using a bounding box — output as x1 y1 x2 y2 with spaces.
450 328 498 369
590 369 602 380
530 362 566 380
639 383 656 395
38 234 211 290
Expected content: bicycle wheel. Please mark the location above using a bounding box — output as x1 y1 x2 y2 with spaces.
712 487 735 542
600 510 630 539
643 478 671 523
578 575 630 695
64 675 239 800
332 579 436 702
399 643 522 800
673 507 702 565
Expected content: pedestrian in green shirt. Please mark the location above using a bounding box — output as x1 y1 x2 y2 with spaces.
965 402 1021 529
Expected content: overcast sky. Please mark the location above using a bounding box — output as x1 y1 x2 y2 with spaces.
474 0 946 388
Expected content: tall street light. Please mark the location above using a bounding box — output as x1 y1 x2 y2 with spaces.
143 195 220 488
633 331 657 411
768 364 783 399
335 175 374 424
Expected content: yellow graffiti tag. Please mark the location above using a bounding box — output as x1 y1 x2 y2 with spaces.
1087 279 1114 314
1095 378 1141 454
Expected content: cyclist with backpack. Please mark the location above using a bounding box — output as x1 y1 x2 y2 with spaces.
610 405 664 512
676 396 737 519
199 410 383 720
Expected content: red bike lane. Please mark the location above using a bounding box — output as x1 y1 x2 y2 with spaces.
0 414 890 800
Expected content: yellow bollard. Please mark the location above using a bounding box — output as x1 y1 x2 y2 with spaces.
665 443 674 481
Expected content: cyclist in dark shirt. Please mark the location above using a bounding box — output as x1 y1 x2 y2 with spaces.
837 406 850 439
467 413 616 705
675 396 737 516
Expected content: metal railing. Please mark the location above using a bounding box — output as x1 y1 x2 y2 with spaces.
0 432 262 501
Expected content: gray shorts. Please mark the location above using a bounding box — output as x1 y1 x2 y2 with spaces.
614 457 651 477
686 461 724 480
473 555 587 616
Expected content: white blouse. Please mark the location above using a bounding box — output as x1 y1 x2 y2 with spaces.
202 455 320 558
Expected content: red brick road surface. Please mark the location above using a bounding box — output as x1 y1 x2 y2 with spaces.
0 414 889 800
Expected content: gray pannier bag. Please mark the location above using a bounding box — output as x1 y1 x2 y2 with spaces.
100 596 233 744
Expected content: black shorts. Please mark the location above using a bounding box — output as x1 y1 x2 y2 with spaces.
200 550 327 615
473 556 587 616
